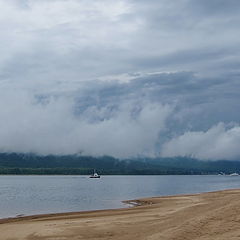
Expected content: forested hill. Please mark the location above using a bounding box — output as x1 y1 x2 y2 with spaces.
0 152 239 175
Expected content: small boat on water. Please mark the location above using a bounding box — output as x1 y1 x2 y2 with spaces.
89 170 100 178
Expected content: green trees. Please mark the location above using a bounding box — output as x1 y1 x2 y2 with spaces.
0 153 239 175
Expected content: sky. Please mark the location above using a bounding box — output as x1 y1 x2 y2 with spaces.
0 0 240 160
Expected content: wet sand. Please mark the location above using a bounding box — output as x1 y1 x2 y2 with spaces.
1 189 240 240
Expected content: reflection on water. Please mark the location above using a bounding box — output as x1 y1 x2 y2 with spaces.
0 175 240 218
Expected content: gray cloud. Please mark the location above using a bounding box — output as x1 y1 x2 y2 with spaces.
0 0 240 159
0 71 239 159
0 86 172 158
161 123 240 160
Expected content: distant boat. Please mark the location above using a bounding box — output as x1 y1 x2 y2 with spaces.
229 172 239 176
89 170 100 178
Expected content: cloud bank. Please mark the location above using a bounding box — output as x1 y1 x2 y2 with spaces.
0 0 240 160
162 123 240 160
0 87 172 158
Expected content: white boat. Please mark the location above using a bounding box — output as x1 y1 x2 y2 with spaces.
90 170 100 178
229 172 239 176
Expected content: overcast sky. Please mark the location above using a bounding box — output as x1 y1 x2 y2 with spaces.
0 0 240 160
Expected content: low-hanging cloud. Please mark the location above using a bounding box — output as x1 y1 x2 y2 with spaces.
161 123 240 161
0 85 172 158
0 71 240 160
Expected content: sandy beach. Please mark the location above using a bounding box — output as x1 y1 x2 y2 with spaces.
1 189 240 240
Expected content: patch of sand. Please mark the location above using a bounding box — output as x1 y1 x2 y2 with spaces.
1 189 240 240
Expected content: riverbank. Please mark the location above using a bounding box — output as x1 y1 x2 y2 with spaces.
1 189 240 239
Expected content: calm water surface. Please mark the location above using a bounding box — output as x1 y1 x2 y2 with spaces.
0 175 240 219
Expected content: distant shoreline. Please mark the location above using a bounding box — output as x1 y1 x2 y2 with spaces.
0 153 239 176
1 189 240 239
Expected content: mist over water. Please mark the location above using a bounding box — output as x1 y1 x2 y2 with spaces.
1 175 240 219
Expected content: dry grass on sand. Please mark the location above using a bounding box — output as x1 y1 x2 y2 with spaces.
1 189 240 240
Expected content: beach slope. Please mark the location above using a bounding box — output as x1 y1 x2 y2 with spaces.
1 189 240 240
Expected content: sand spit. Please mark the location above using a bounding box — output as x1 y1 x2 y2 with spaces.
1 189 240 240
